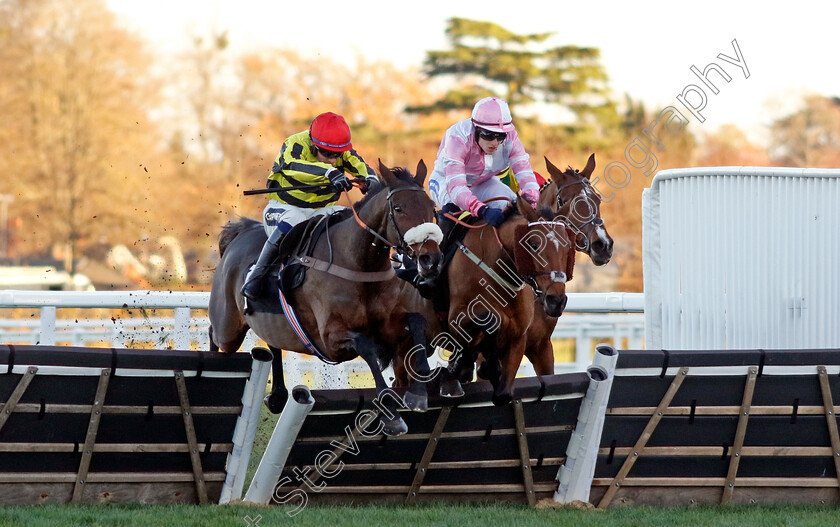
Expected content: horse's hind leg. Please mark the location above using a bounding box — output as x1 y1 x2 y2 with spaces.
209 322 249 354
264 345 289 414
209 326 218 352
355 334 408 436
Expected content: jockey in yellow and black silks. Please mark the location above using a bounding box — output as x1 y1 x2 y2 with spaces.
241 112 377 302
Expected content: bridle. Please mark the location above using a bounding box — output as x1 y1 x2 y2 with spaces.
519 220 570 298
554 172 605 252
347 186 432 258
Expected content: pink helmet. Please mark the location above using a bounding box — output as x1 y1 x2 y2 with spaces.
471 97 515 133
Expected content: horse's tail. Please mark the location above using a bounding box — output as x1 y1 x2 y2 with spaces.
218 217 262 257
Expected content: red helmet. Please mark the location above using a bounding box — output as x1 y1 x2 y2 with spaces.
309 112 352 152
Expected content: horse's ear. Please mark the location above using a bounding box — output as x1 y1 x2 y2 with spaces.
377 159 397 187
580 153 596 179
414 159 427 186
544 156 564 185
517 196 539 222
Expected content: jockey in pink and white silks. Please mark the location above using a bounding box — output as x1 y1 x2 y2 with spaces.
428 97 540 227
398 97 540 299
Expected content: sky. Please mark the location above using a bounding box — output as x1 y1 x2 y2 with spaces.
106 0 839 147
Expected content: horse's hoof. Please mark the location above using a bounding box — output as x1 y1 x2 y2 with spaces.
440 379 464 398
382 416 408 437
263 391 288 414
403 391 428 413
492 393 513 407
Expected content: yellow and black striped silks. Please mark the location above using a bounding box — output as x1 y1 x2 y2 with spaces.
266 130 375 208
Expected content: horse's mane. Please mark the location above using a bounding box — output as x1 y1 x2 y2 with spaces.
219 217 262 257
353 167 419 211
506 202 556 223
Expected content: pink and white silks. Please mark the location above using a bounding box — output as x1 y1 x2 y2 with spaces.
428 118 539 215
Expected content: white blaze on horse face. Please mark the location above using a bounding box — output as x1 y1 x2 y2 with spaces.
546 230 561 250
595 224 610 246
403 223 443 246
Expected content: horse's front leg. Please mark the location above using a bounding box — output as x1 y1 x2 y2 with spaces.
527 336 555 377
492 337 527 407
400 313 432 412
353 333 408 437
263 345 289 414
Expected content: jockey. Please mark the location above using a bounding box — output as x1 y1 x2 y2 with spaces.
400 97 540 298
241 112 377 302
428 96 540 228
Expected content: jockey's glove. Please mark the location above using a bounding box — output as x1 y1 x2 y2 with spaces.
478 205 505 227
361 176 380 195
327 168 353 192
521 188 540 207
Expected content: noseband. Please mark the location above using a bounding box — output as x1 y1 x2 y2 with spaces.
521 220 570 297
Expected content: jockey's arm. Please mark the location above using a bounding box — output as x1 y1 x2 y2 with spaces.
274 138 338 186
508 133 540 204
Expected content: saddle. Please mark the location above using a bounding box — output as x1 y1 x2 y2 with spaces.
278 209 352 292
248 210 351 315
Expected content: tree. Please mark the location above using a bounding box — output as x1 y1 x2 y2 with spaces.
0 0 159 274
769 95 840 167
411 17 612 123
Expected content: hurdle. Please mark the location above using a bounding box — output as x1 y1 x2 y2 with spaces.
243 344 619 507
0 344 269 504
592 348 840 507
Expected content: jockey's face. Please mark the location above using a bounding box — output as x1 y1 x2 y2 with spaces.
313 146 342 164
478 135 504 155
476 128 506 155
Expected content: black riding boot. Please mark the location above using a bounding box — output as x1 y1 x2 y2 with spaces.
241 228 284 302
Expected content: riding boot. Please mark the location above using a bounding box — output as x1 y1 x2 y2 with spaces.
241 228 284 302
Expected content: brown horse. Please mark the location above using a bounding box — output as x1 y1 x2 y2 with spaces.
526 154 614 375
436 198 576 406
208 161 442 436
539 153 613 265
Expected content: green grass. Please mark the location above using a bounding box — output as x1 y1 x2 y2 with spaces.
0 402 835 526
245 403 283 488
0 503 837 527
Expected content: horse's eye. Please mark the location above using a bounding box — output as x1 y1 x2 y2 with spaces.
393 205 402 213
528 240 540 250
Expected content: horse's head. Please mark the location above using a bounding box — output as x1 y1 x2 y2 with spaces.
542 154 613 266
504 198 575 317
371 160 443 278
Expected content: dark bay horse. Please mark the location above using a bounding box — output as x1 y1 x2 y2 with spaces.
437 198 576 406
526 154 614 375
209 161 443 436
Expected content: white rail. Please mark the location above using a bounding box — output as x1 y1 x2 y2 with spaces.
0 290 644 386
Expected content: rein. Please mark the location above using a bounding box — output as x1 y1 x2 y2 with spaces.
346 185 430 257
300 183 434 283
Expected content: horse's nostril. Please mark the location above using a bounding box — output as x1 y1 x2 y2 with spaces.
418 254 433 269
544 294 567 316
